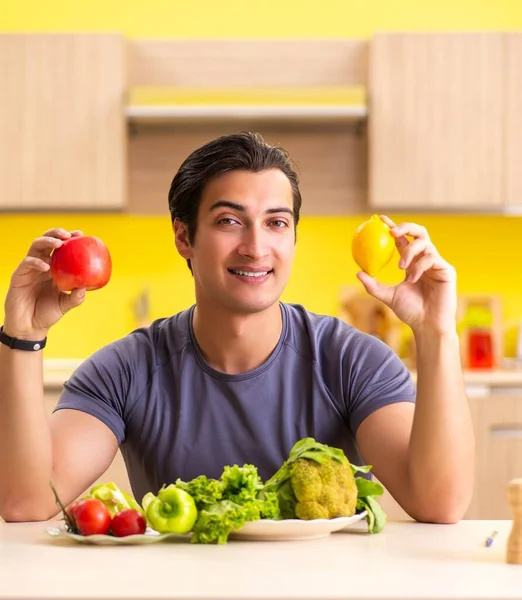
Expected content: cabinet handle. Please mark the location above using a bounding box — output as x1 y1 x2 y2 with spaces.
490 425 522 438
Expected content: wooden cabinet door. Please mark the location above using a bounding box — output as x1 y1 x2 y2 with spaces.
505 34 522 209
0 34 126 211
369 33 504 211
467 395 522 520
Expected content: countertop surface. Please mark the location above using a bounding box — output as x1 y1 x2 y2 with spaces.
1 519 521 600
43 359 522 390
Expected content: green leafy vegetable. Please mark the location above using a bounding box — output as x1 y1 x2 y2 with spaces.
175 475 223 511
190 500 251 545
176 464 278 544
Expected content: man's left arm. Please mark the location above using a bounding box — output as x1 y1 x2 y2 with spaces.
354 218 475 524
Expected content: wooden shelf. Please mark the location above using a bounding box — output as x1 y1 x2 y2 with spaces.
125 104 368 123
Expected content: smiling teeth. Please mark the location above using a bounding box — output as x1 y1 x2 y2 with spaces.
232 270 269 277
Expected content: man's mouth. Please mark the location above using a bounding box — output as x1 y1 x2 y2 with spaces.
228 268 273 278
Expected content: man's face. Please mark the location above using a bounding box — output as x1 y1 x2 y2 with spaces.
177 169 296 315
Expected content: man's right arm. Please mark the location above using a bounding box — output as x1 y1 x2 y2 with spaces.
0 345 119 521
0 229 119 522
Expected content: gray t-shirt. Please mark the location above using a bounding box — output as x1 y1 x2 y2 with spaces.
56 302 416 502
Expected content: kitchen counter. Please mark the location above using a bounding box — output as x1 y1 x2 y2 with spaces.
1 519 521 600
410 368 522 390
43 359 522 390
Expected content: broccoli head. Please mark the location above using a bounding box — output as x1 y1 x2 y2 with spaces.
292 457 357 519
262 438 357 520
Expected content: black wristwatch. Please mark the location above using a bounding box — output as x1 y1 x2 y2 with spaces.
0 326 47 351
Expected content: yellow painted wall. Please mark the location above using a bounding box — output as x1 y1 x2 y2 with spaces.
2 1 522 358
3 0 522 37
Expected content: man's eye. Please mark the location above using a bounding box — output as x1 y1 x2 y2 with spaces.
218 218 239 226
270 220 288 228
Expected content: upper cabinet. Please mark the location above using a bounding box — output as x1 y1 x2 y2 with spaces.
0 34 126 210
368 33 508 211
1 33 520 214
505 34 522 209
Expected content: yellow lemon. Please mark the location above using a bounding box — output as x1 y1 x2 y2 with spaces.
351 214 395 277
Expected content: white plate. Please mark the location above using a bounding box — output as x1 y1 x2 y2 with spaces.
45 526 187 545
46 511 368 545
229 511 367 541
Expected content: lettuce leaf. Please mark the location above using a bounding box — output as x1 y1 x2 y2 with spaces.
175 475 223 511
191 500 250 545
220 464 263 504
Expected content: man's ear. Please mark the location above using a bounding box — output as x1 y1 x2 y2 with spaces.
173 219 192 260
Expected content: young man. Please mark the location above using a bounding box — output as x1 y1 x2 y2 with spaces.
0 132 474 523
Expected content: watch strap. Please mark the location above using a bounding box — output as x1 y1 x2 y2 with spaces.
0 326 47 351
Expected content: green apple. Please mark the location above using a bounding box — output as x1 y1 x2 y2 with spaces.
144 485 197 534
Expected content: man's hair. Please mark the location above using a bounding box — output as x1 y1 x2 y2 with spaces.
168 132 302 271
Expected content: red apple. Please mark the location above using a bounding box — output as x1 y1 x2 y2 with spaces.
50 235 112 292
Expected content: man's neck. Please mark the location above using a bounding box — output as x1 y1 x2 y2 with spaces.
192 302 283 375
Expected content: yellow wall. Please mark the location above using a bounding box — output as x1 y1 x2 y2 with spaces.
3 0 522 37
2 1 522 358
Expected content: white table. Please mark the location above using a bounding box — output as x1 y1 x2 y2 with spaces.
1 519 522 599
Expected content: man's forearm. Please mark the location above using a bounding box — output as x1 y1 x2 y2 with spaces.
0 345 54 520
408 330 475 522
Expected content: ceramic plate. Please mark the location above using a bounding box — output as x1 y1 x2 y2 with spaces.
46 511 368 544
45 526 187 545
229 511 367 541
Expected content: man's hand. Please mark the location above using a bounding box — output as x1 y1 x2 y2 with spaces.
4 228 86 339
356 216 457 336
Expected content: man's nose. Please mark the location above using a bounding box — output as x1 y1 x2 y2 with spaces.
237 226 270 260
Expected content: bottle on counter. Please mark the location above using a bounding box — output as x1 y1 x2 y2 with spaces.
462 305 495 370
468 327 494 369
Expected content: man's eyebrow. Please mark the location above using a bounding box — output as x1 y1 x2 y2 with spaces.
265 207 294 218
209 200 245 212
209 200 294 218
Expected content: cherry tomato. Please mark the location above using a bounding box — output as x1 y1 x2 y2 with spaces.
110 509 147 537
73 498 111 536
67 499 82 519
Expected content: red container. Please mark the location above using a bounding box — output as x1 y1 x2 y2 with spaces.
468 328 494 369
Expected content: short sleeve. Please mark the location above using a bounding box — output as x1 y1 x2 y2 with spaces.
344 333 416 436
54 342 132 445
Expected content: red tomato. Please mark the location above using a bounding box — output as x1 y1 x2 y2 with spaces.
110 509 147 537
50 235 112 292
67 499 81 519
73 498 111 536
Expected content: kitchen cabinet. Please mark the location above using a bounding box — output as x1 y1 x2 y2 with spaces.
369 33 505 211
4 32 520 214
466 393 522 520
505 34 522 208
0 34 126 211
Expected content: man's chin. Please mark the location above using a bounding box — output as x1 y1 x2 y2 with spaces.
224 295 280 316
